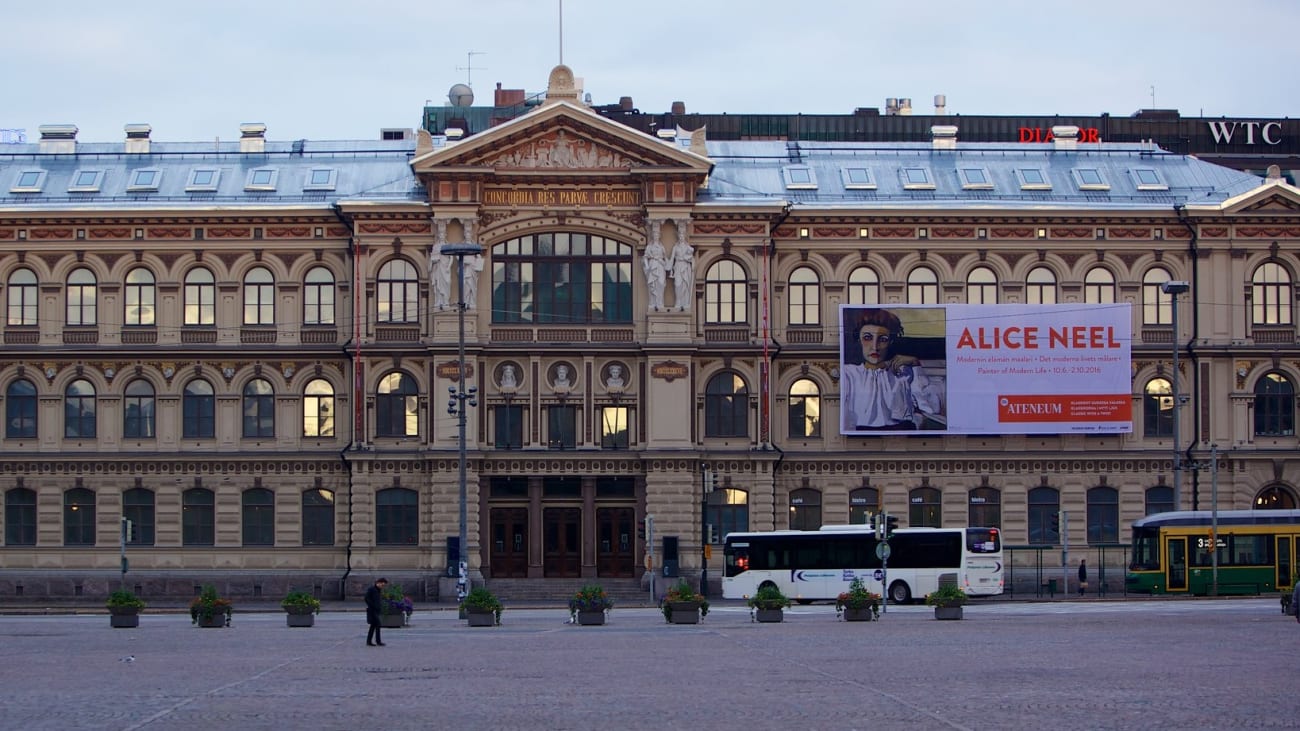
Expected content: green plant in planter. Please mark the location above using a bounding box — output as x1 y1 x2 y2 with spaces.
746 584 791 611
281 590 321 615
380 583 414 619
925 583 969 608
459 586 504 624
835 577 881 620
189 584 233 626
661 579 710 621
106 589 146 613
568 584 614 620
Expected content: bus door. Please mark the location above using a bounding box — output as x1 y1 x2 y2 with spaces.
1278 536 1293 590
1166 537 1187 592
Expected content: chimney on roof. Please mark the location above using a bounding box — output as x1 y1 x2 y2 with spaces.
934 94 947 115
620 96 635 111
1052 125 1080 151
38 124 78 154
885 98 898 115
124 124 152 154
899 98 913 116
931 125 958 150
671 101 685 115
239 123 267 153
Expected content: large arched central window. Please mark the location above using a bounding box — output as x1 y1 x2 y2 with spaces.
491 233 632 324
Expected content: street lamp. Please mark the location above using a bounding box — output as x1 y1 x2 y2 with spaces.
1161 280 1190 509
701 466 714 596
443 242 483 603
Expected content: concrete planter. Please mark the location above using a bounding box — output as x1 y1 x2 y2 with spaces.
754 608 784 623
666 601 701 624
933 606 964 620
466 610 496 627
576 610 606 626
285 612 315 628
379 613 407 628
842 607 876 622
109 610 139 628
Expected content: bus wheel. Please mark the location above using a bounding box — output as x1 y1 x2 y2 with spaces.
888 581 912 604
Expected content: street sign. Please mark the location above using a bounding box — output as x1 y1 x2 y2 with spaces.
873 569 884 581
876 542 891 560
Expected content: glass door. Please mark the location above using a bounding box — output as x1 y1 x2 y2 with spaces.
1165 537 1187 591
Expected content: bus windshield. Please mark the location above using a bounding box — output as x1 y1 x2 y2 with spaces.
1130 527 1159 570
966 528 1000 553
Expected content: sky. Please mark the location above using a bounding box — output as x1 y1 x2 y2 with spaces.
4 0 1298 144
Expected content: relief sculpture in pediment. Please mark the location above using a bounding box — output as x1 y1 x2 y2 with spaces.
486 130 632 170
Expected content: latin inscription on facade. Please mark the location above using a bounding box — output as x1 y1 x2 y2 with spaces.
483 188 641 207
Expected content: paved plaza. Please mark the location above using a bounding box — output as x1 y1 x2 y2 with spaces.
0 597 1293 730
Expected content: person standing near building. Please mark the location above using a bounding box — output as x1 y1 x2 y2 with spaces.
365 577 388 646
1078 559 1088 596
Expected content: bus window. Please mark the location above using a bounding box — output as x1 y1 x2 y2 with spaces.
966 528 1000 553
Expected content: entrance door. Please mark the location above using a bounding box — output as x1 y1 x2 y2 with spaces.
490 508 528 578
1166 537 1187 592
596 507 635 578
543 507 581 577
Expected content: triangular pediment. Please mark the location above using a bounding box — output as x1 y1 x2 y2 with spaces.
1219 178 1300 214
410 99 712 178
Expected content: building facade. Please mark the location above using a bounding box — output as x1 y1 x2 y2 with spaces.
2 66 1298 601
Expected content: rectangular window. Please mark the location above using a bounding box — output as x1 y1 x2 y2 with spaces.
494 405 524 448
958 167 993 190
547 406 578 449
600 406 629 449
783 166 817 190
841 167 876 190
128 169 161 191
11 170 46 193
68 170 104 192
186 168 220 192
1017 167 1051 190
1131 168 1168 191
245 168 278 191
305 168 337 190
1073 168 1110 191
901 167 935 190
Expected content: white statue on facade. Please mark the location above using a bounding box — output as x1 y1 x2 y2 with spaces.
460 252 485 309
643 224 668 311
554 364 572 390
606 364 625 390
670 237 695 311
500 364 518 390
430 246 452 310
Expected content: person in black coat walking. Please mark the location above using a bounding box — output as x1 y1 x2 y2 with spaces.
1077 559 1088 596
365 577 388 646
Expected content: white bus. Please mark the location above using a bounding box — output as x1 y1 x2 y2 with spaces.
722 525 1004 603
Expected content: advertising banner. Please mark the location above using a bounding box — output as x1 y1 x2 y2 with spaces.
839 304 1132 435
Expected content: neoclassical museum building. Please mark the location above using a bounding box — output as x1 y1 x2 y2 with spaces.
2 66 1297 601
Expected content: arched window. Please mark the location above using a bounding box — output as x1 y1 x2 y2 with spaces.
707 488 749 542
183 379 216 439
490 233 633 324
184 268 215 325
4 487 37 546
302 488 335 546
965 266 998 304
7 268 38 326
788 267 820 325
1086 486 1119 544
1143 267 1174 326
1255 485 1297 510
64 379 97 439
907 266 938 304
376 487 419 545
123 380 155 439
242 378 275 438
377 258 419 324
1026 266 1057 305
303 266 336 326
303 379 335 438
182 488 215 545
63 487 96 546
124 267 156 326
242 266 275 325
849 487 879 524
909 487 941 527
5 378 37 439
1254 373 1295 436
705 372 748 438
1143 378 1174 437
788 378 821 438
789 487 821 531
376 372 418 438
848 267 881 305
123 487 155 546
66 267 97 326
241 488 275 546
1251 262 1293 326
704 259 748 324
1145 486 1174 515
1084 266 1116 305
1028 486 1060 544
968 487 1001 528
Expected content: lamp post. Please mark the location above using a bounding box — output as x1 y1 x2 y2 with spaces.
701 465 714 596
443 243 483 603
1161 280 1190 509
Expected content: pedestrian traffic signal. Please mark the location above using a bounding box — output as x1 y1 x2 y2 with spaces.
884 514 898 540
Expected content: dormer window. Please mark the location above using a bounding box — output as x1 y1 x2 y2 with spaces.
68 170 105 193
11 170 46 193
304 168 337 191
244 168 278 191
128 169 161 192
1016 167 1051 191
1131 168 1168 191
901 167 935 190
958 167 993 190
783 166 818 190
186 168 221 192
1072 168 1110 191
841 167 876 190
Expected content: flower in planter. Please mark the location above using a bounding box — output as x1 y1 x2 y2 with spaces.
660 579 710 621
189 584 233 626
281 589 321 615
106 589 146 613
568 584 614 621
835 577 881 620
459 586 504 624
746 584 791 611
924 583 969 609
380 583 414 618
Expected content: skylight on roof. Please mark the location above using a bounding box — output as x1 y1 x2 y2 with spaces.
783 166 818 190
11 170 46 193
186 168 220 192
1131 168 1168 191
128 169 161 192
68 169 104 193
958 167 993 190
305 168 337 191
901 167 935 190
1017 167 1051 190
245 168 278 191
841 167 876 190
1072 168 1110 191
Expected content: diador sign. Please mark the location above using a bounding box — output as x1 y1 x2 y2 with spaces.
483 188 641 207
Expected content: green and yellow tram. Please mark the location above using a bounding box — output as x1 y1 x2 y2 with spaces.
1127 510 1300 595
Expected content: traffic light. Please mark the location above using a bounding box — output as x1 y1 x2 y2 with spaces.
702 469 717 493
884 514 898 540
